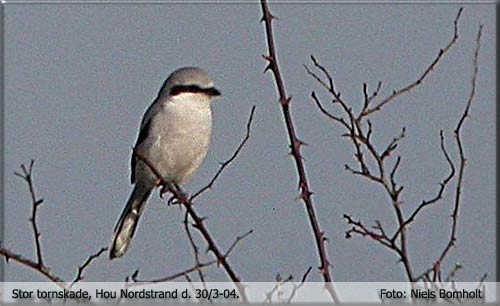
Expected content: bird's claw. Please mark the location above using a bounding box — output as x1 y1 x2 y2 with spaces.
159 185 169 198
167 195 180 206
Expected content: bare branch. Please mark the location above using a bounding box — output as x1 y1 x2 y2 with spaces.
434 24 483 279
2 162 106 296
0 247 65 284
224 229 253 258
444 262 463 282
395 131 455 239
389 156 403 194
310 56 416 281
306 9 479 288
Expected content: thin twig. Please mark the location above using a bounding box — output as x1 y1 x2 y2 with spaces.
361 8 463 117
191 105 256 200
434 24 483 280
310 91 350 130
183 211 207 283
71 247 108 287
224 230 253 257
344 215 393 249
14 160 44 267
286 266 313 304
444 262 463 283
129 261 217 285
128 229 252 285
264 274 293 303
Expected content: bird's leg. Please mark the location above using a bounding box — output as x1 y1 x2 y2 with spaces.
158 181 180 206
159 182 168 199
170 183 184 209
156 177 167 198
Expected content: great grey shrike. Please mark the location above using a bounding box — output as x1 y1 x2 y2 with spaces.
110 67 220 259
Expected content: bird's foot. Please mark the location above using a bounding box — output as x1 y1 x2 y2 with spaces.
167 195 181 206
159 185 169 198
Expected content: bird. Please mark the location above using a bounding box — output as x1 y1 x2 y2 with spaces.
109 67 221 259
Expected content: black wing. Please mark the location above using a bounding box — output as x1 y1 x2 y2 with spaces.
131 90 163 184
131 117 152 184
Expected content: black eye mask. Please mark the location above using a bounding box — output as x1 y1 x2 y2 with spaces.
170 85 221 97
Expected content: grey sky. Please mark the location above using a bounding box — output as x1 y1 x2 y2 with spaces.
3 2 495 284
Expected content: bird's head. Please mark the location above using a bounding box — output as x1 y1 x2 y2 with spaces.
160 67 221 101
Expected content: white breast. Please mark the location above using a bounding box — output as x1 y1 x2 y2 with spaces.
137 94 213 186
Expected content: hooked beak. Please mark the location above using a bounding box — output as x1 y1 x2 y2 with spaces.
206 87 221 97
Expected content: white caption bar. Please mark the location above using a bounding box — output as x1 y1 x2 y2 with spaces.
0 282 497 304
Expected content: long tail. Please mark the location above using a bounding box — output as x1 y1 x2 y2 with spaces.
109 185 152 259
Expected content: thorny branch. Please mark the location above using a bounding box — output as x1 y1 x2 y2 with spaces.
260 0 340 303
132 106 256 303
307 7 483 287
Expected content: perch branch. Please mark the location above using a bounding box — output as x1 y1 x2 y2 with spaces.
131 106 255 300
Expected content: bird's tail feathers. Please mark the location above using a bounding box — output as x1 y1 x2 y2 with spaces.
109 186 151 259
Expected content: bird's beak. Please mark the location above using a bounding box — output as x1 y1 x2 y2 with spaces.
206 87 221 97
